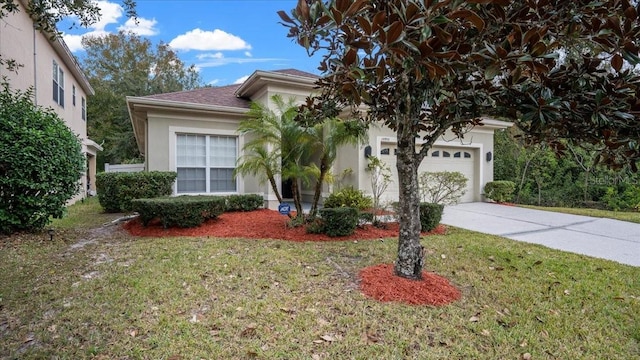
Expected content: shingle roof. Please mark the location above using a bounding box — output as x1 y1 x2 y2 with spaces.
140 69 319 109
272 68 319 78
144 84 249 108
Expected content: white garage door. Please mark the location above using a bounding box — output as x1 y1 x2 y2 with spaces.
378 144 476 203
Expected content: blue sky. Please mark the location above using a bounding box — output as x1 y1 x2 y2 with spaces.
60 0 321 86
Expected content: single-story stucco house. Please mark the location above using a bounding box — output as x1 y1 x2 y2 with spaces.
126 68 511 209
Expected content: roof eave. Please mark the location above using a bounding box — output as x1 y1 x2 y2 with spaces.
126 96 250 156
235 70 318 98
127 96 249 115
479 117 514 129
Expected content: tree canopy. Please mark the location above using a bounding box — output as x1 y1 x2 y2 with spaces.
280 0 640 279
82 31 202 166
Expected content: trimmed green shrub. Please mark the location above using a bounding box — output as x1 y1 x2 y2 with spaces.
305 217 325 234
225 194 264 211
323 186 373 210
319 207 358 237
0 82 84 234
96 171 176 212
420 203 444 232
484 181 516 203
131 196 226 228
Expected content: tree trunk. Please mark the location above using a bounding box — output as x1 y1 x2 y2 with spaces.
291 178 303 216
394 130 424 280
583 169 589 203
309 156 329 218
267 171 283 204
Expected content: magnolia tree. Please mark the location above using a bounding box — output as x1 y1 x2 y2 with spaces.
280 0 640 279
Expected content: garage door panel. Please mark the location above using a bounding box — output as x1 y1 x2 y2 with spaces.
378 145 476 203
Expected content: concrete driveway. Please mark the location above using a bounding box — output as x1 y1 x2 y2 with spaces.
441 202 640 267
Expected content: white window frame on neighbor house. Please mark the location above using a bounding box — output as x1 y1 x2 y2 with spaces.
81 97 86 121
169 126 243 195
52 60 64 107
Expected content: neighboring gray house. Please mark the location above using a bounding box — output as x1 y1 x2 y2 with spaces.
126 68 511 209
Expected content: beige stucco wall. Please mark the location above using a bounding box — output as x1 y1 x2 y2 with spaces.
0 2 89 137
145 109 265 196
0 3 95 203
333 123 499 204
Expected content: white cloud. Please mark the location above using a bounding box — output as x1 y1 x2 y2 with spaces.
196 52 225 60
208 79 221 86
62 30 109 52
244 51 252 57
233 75 250 84
169 28 251 51
62 34 86 52
60 0 125 52
118 17 158 36
92 0 124 31
196 57 284 68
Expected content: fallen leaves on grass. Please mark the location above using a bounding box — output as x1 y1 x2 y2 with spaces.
123 209 446 241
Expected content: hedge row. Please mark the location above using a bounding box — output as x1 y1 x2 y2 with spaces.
309 202 444 237
131 194 264 228
131 196 226 228
96 171 177 213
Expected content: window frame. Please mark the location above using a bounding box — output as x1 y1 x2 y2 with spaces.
175 133 239 194
81 97 86 121
52 60 64 107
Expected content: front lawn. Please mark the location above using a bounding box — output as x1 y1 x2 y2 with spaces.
1 199 638 359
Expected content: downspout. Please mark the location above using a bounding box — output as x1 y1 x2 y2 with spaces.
32 22 37 105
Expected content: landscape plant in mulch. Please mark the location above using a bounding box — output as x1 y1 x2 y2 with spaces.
123 209 460 306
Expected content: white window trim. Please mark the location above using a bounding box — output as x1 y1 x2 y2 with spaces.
52 60 64 107
81 97 86 121
169 126 244 195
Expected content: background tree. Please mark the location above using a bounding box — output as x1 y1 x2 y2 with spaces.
494 128 640 209
82 31 202 167
0 0 136 72
0 81 84 234
281 0 640 279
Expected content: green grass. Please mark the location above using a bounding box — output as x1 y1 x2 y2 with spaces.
49 197 121 230
1 201 638 359
520 204 640 224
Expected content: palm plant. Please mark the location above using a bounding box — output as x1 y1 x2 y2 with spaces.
306 118 367 217
235 95 316 216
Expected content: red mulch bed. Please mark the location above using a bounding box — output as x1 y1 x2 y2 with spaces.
123 209 460 306
359 264 461 306
122 208 446 241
